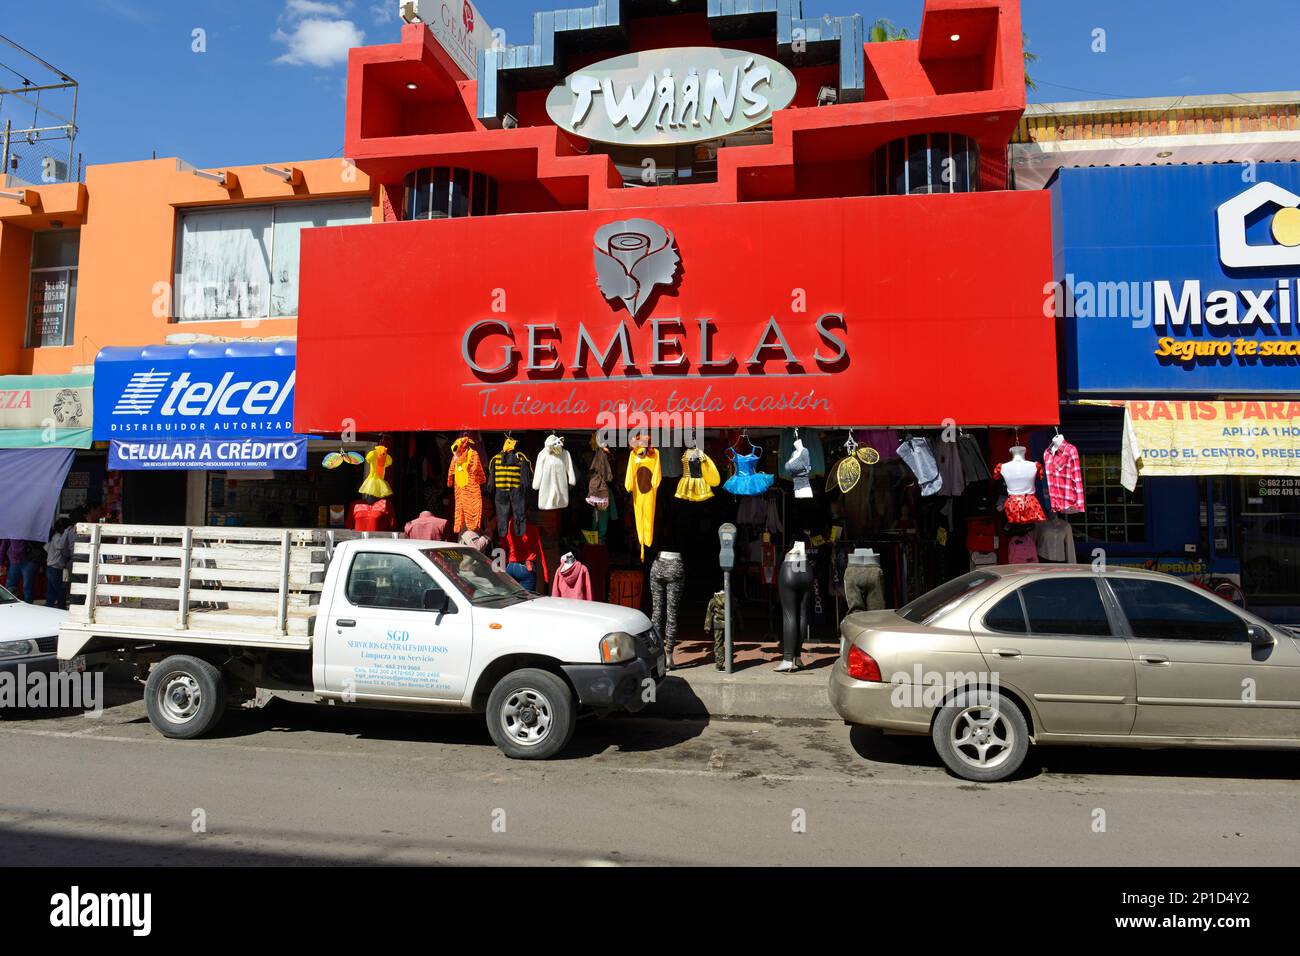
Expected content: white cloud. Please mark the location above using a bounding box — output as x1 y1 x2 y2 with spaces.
274 17 365 67
370 2 396 23
287 0 349 16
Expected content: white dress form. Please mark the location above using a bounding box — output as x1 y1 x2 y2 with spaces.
999 446 1038 496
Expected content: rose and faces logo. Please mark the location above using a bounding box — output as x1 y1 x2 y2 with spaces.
593 218 681 319
463 1 474 34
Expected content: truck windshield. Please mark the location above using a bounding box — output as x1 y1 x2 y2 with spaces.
422 547 531 607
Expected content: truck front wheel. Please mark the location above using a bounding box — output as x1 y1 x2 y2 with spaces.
144 655 227 740
485 668 576 760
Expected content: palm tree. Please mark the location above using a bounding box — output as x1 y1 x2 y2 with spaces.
1023 32 1038 92
868 18 911 42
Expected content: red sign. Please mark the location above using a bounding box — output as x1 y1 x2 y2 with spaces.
296 192 1057 432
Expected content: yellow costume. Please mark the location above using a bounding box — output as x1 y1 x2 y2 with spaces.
624 446 661 560
675 449 721 502
358 444 394 498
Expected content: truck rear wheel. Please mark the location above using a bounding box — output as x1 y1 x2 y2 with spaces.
144 655 227 740
485 668 576 760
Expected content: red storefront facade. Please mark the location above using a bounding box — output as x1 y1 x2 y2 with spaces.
294 0 1059 622
296 0 1057 434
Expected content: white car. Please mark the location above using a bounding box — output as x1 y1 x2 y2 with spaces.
0 584 69 679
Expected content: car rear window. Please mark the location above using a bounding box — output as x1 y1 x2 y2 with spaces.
899 572 997 626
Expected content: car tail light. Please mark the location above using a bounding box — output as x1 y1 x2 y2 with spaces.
846 644 882 682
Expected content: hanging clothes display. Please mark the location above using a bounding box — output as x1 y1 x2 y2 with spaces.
1007 533 1038 564
932 440 965 497
533 434 577 510
995 453 1047 524
404 510 448 541
778 429 826 478
447 436 486 533
957 432 992 483
1034 516 1074 562
724 447 774 496
552 556 593 600
675 447 721 501
896 435 943 496
488 437 532 537
587 442 613 509
358 444 394 498
505 521 549 590
349 498 394 531
1043 437 1085 514
786 440 814 499
625 445 662 559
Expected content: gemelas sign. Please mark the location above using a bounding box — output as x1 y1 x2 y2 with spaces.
545 47 798 147
294 193 1059 431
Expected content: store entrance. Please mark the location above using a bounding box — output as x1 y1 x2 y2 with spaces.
120 471 187 525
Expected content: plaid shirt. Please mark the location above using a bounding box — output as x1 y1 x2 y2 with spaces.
1043 441 1084 514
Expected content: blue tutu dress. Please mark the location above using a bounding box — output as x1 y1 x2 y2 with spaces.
724 451 775 496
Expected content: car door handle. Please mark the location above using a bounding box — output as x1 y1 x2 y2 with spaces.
990 648 1021 658
1138 654 1169 665
336 619 356 628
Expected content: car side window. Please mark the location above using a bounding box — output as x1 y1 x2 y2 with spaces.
346 552 442 611
1020 578 1113 637
1108 578 1248 643
983 592 1027 634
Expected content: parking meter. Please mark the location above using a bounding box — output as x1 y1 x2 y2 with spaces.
718 523 737 570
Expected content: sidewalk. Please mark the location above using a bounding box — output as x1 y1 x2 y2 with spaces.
644 634 840 720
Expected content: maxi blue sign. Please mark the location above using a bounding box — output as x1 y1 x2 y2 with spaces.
1051 163 1300 393
94 341 309 470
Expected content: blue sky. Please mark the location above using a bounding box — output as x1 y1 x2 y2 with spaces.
2 0 1295 171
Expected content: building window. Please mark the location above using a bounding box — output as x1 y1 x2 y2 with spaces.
175 199 370 321
870 132 978 195
27 228 79 348
1079 453 1145 543
402 168 499 220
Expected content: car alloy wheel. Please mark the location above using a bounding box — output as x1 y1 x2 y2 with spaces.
949 705 1016 771
500 686 554 747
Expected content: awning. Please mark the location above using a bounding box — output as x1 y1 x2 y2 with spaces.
0 373 93 449
1121 400 1300 490
93 340 310 470
0 448 75 539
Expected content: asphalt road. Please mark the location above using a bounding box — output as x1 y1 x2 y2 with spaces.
1 677 1296 866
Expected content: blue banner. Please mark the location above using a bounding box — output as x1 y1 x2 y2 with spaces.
109 437 309 471
1052 163 1300 394
94 342 298 439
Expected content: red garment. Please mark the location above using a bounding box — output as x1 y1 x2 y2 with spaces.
350 499 394 531
1003 493 1046 524
1043 440 1085 514
551 559 593 600
506 522 549 584
965 515 998 552
404 511 448 540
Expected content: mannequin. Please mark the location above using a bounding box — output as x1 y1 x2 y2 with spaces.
649 550 685 668
776 542 814 672
552 551 593 600
786 437 814 499
404 510 448 541
534 433 577 509
843 547 885 613
994 446 1046 524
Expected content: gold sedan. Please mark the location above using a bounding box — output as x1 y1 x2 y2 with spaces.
829 566 1300 782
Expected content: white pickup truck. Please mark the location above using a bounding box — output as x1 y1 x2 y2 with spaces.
58 524 665 759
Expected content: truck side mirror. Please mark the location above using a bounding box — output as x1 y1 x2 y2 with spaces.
423 588 452 614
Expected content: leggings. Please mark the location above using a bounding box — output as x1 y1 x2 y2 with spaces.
649 556 685 647
778 559 814 662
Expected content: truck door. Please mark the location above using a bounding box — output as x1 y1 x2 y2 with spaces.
322 550 473 702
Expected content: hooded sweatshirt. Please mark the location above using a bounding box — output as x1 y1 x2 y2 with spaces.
551 557 592 600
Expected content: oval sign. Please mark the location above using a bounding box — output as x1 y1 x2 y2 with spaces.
545 46 797 147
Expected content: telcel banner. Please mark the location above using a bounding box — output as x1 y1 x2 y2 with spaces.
1121 400 1300 489
109 437 308 471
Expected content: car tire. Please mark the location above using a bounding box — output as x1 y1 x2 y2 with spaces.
486 668 576 760
144 655 227 739
931 690 1029 783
